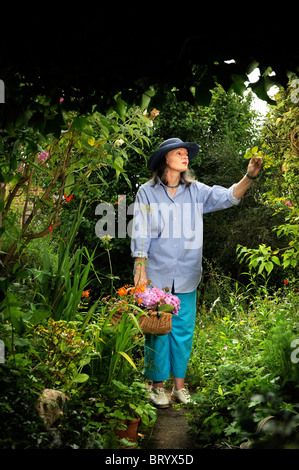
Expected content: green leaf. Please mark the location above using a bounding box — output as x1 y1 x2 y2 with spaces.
265 261 274 275
258 262 265 274
72 373 89 383
72 116 90 132
157 303 174 312
28 309 51 325
246 60 259 75
114 98 127 120
113 156 124 179
229 74 248 96
110 409 126 420
195 72 215 106
140 87 156 110
250 78 276 105
121 171 132 189
244 151 252 159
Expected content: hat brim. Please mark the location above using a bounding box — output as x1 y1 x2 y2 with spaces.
148 141 200 171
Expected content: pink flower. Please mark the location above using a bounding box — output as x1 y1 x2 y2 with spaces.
38 151 49 162
134 286 180 314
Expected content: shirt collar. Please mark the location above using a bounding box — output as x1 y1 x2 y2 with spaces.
154 176 185 188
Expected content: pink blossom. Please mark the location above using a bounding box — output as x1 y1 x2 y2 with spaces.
134 286 180 315
38 151 49 162
283 200 293 207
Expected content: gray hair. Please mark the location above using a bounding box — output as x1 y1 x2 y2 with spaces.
150 155 197 187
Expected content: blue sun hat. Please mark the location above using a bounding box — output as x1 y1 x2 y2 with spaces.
148 138 200 171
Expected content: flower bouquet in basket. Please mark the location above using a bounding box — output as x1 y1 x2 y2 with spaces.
107 284 180 336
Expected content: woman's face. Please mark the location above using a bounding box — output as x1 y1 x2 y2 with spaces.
165 148 189 172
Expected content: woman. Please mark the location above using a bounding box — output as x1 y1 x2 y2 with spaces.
131 138 262 407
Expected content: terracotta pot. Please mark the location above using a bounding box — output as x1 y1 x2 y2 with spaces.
117 417 141 448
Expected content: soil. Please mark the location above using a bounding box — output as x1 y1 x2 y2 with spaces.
141 387 198 450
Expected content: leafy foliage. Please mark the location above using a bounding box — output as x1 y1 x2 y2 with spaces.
0 102 151 272
1 69 299 449
236 79 299 284
185 285 299 448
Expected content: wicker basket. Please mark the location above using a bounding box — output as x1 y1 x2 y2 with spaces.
110 310 172 336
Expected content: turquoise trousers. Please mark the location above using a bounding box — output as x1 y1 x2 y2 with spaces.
144 290 197 381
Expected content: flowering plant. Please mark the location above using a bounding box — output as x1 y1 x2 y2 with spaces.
104 283 180 317
133 285 180 315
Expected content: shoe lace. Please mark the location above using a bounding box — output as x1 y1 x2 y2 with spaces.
153 387 166 397
178 388 191 400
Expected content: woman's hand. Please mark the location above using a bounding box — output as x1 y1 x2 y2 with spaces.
134 258 147 286
247 156 263 178
233 156 263 199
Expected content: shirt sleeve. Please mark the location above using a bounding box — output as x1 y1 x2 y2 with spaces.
130 187 152 258
196 182 241 214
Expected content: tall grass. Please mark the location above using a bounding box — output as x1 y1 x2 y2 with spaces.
37 204 99 321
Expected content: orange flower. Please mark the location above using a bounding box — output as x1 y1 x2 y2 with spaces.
82 290 90 298
113 195 125 205
134 283 146 294
64 193 74 203
117 286 128 297
48 225 52 235
102 294 111 301
149 108 160 120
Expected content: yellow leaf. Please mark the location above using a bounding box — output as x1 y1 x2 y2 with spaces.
88 137 95 146
244 151 252 159
252 146 258 154
118 351 136 369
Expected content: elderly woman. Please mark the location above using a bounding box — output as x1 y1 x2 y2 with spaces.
131 138 262 407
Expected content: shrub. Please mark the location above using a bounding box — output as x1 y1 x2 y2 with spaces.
185 286 299 448
0 358 51 448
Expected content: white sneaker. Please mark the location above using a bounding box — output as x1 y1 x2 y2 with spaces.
150 387 169 408
171 387 193 405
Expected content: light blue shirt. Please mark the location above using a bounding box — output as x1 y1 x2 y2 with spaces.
130 178 240 293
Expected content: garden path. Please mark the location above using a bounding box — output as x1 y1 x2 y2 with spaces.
142 387 198 449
